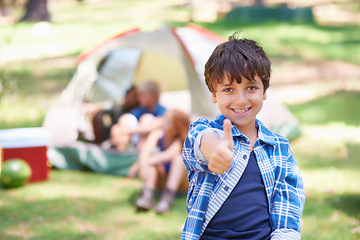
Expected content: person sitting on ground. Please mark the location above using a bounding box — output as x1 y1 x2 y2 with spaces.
110 80 167 152
83 86 139 144
129 109 191 214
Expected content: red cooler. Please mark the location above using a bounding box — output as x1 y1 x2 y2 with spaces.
0 127 51 182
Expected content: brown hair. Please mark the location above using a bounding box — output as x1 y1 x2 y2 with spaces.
163 109 191 147
204 33 271 93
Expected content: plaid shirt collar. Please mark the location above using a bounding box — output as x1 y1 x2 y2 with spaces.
213 114 278 146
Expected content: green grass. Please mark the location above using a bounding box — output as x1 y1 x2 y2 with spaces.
0 0 360 239
201 21 360 64
289 91 360 240
1 92 359 240
288 91 360 126
0 170 186 239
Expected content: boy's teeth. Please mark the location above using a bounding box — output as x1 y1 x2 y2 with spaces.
234 108 248 113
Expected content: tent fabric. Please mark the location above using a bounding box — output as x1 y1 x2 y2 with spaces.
43 23 222 147
48 141 138 176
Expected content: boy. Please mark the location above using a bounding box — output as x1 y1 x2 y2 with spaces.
181 34 305 239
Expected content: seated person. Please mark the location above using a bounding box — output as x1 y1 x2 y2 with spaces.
110 80 167 152
83 86 139 144
128 109 191 214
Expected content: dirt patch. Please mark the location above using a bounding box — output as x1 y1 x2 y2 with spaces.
271 59 360 104
38 55 78 69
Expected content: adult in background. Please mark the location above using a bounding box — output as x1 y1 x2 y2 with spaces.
110 80 167 152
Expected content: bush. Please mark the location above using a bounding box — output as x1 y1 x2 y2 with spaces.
225 6 314 24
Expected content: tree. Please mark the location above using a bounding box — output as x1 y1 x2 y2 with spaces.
254 0 266 6
0 0 10 16
20 0 50 22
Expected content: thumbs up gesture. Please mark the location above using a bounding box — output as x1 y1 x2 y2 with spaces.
202 119 234 174
222 118 234 151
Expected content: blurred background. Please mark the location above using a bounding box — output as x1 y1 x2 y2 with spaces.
0 0 359 239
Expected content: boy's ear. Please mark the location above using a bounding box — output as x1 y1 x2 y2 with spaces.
263 90 267 100
211 92 217 103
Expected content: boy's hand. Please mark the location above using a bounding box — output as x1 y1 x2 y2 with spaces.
207 119 234 174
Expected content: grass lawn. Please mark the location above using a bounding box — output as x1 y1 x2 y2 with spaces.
1 0 360 239
0 170 187 239
289 91 360 240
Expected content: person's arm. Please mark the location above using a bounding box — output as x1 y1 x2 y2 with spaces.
148 139 182 165
183 118 234 174
82 102 102 117
200 119 233 174
127 128 163 178
270 146 305 240
125 116 164 135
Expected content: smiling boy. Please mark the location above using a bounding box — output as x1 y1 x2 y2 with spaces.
181 34 305 239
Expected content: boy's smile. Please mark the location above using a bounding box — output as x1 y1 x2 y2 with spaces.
211 75 267 135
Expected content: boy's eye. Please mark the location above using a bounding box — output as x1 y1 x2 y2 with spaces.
248 86 257 91
224 88 233 92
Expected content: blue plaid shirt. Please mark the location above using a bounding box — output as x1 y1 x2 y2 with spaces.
181 114 305 240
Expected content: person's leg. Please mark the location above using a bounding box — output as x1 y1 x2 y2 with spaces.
110 113 138 151
155 154 188 214
164 154 187 192
92 112 107 144
135 164 160 211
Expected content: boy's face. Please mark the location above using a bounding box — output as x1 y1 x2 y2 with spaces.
211 75 267 133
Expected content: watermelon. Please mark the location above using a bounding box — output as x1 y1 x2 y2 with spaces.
1 159 32 188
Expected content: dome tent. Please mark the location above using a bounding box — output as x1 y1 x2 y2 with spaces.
43 23 223 147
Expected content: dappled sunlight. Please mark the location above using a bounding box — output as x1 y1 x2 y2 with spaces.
287 91 360 125
302 168 360 195
3 176 141 203
0 170 186 239
303 123 360 146
0 97 46 128
288 89 360 240
5 223 35 240
302 205 360 240
292 123 360 169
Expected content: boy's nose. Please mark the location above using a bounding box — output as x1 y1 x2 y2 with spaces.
233 92 247 105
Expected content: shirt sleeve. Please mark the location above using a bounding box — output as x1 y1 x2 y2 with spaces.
182 118 224 173
129 107 144 120
270 228 301 240
270 144 305 239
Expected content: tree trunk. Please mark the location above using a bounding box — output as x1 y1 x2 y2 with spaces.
0 0 9 16
254 0 265 6
20 0 50 22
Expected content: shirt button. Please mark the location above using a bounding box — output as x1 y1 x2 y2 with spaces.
243 155 247 159
224 186 229 191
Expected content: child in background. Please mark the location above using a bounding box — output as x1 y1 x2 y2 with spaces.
129 109 191 214
182 34 305 239
88 86 139 144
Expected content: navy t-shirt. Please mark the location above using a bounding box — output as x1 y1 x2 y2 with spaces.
201 151 272 239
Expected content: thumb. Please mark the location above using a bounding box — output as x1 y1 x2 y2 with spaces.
223 119 234 150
